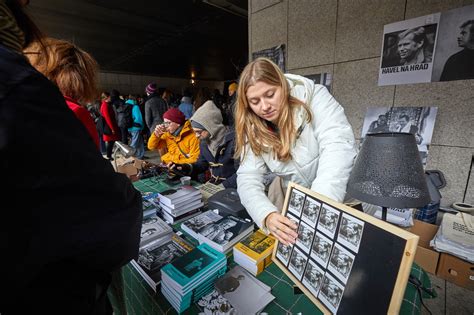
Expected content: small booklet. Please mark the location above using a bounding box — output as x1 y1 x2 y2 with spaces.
214 265 274 314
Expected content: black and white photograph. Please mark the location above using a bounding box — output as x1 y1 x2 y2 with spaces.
432 5 474 82
311 231 334 268
361 106 438 166
296 221 315 254
288 246 308 281
286 213 301 230
328 243 356 284
301 196 321 228
304 73 332 92
288 189 306 217
302 259 325 297
318 273 345 314
276 242 293 266
337 213 365 253
317 205 340 239
379 13 440 86
252 44 286 71
137 240 187 274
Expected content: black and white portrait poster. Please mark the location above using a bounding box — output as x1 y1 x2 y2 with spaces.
302 259 325 297
432 5 474 82
337 213 365 253
318 273 345 314
296 221 315 254
288 189 306 217
361 106 438 166
379 13 440 86
317 205 341 239
311 231 334 268
301 196 321 228
288 246 307 281
252 44 286 72
304 73 332 92
276 242 293 266
328 243 355 284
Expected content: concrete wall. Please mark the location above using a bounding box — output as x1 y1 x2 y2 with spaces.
98 71 224 96
249 0 474 207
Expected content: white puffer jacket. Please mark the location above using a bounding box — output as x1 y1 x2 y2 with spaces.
237 74 357 230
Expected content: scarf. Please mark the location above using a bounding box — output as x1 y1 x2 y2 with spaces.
0 0 25 52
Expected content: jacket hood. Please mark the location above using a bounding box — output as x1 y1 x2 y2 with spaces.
285 73 315 129
190 100 224 139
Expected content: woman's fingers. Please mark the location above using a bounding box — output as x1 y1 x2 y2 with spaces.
268 213 298 244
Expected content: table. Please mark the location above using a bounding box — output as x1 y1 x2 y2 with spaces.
108 177 436 314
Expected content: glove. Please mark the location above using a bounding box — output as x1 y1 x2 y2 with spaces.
173 163 192 176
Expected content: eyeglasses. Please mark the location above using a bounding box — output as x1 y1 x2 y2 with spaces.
194 129 204 136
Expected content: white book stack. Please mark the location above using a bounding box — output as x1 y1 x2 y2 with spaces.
157 186 204 223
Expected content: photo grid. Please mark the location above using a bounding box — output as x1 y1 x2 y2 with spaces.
273 187 367 314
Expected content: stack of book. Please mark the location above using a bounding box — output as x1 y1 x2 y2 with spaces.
214 265 275 314
131 233 194 291
161 243 227 313
158 186 204 224
233 229 276 276
181 210 254 253
139 214 173 247
141 191 160 218
197 182 225 205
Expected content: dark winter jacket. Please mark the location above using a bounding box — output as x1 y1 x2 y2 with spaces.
192 130 238 188
144 93 168 131
0 43 142 314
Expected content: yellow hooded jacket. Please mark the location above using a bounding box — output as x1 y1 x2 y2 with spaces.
147 120 200 164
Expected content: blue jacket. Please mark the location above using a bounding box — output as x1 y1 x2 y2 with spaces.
179 102 194 119
192 130 238 188
126 99 144 132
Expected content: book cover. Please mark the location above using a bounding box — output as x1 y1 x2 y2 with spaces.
140 214 173 246
161 243 226 289
234 229 276 262
133 233 193 291
159 208 201 225
142 191 160 218
197 214 254 252
158 185 201 207
181 210 223 240
214 265 275 314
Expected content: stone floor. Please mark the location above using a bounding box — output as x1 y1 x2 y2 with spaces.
138 149 474 315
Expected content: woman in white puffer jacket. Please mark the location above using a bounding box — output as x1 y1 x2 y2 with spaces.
235 58 357 245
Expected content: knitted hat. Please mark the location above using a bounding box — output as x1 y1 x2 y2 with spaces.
145 83 157 94
191 120 206 131
163 108 185 125
228 82 238 93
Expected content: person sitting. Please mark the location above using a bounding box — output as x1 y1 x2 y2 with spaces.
147 108 200 166
169 101 239 188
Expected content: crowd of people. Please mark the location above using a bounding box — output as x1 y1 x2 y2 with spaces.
1 0 358 313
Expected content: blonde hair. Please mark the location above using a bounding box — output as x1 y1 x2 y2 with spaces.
234 58 312 162
25 38 99 103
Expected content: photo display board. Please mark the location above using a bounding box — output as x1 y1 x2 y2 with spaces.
272 183 419 314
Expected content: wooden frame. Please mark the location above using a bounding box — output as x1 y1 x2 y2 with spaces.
272 183 419 315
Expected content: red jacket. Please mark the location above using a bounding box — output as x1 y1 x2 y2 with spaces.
64 96 100 149
100 100 120 142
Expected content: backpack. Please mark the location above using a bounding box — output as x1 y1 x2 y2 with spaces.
115 100 133 128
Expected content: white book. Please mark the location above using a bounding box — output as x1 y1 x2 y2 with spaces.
140 215 173 247
160 208 202 225
158 186 202 207
181 210 223 240
160 199 204 217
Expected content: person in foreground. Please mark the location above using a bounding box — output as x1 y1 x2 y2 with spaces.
0 0 142 313
25 37 100 149
235 58 357 246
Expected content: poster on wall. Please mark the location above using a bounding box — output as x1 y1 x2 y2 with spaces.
432 4 474 82
304 73 333 92
378 13 440 86
361 106 438 166
252 44 286 72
